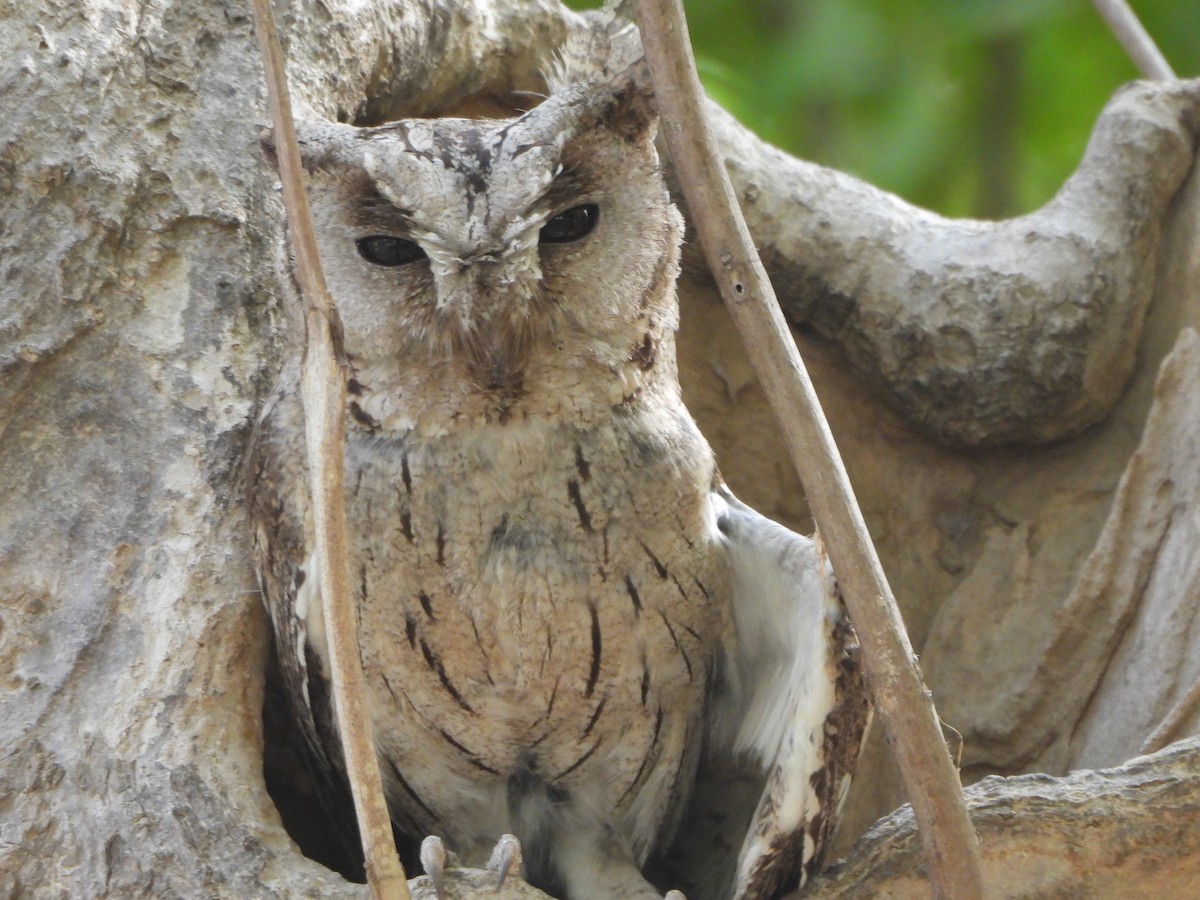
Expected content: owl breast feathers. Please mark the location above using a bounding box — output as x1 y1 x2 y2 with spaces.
249 57 869 900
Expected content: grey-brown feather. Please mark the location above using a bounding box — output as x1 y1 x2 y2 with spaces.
248 385 364 865
248 39 867 900
703 490 871 900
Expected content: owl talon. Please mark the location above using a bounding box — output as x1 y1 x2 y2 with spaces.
664 891 687 900
420 834 449 897
485 833 522 888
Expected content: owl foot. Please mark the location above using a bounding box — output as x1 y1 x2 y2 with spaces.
418 834 527 897
485 833 522 888
419 835 454 897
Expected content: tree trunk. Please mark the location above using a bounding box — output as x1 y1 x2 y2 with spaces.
2 1 1197 896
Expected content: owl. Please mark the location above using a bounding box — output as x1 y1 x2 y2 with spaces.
248 48 869 900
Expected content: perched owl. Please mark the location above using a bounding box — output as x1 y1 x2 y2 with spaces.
249 48 869 900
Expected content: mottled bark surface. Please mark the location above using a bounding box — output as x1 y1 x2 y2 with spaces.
697 80 1200 448
2 1 1198 897
805 736 1200 899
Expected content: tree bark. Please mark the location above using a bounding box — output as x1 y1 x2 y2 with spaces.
2 1 1198 897
806 736 1200 899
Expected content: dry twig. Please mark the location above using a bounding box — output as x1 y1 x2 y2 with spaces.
630 0 985 897
249 1 409 896
1090 0 1176 80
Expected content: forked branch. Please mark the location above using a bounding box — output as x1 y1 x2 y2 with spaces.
631 0 985 897
249 1 409 897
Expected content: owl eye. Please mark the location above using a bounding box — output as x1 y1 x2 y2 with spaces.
356 235 426 267
540 204 599 244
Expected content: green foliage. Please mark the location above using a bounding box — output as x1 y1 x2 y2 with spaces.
567 0 1199 218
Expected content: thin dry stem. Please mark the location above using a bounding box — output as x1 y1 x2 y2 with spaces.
630 1 984 897
1091 0 1176 80
249 1 409 896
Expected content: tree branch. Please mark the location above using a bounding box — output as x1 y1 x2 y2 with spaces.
1090 0 1176 80
692 78 1200 447
630 1 984 898
250 1 409 896
807 738 1200 898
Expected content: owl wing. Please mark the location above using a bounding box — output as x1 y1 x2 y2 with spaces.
248 387 364 874
710 486 871 900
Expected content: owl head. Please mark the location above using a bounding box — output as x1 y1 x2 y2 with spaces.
269 64 684 431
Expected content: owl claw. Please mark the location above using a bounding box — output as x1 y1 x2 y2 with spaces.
664 891 687 900
486 833 522 888
420 835 449 898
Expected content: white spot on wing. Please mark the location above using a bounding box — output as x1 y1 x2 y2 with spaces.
718 487 850 898
295 551 330 683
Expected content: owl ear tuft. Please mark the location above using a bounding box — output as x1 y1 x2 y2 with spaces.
599 59 658 144
517 58 658 160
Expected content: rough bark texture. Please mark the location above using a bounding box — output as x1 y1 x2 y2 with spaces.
2 1 1198 897
697 81 1200 449
805 736 1200 899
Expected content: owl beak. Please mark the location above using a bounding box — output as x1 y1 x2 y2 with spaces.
433 251 540 397
456 326 529 396
444 282 531 396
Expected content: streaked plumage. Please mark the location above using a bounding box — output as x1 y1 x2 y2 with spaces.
249 29 868 900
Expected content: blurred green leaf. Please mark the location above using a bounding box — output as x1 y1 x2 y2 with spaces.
565 0 1198 218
